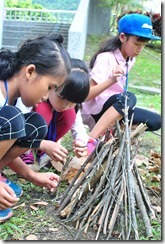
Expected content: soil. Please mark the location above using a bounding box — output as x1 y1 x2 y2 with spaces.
3 132 161 241
14 178 161 241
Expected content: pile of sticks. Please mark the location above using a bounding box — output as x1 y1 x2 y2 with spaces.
55 106 156 240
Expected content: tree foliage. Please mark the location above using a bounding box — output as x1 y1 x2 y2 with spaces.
31 0 80 10
5 0 43 9
5 0 57 21
98 0 147 33
5 0 80 10
99 0 132 8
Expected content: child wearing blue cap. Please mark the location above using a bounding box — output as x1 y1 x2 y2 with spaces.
77 13 161 155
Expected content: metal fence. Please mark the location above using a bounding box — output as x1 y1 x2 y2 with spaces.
4 8 76 24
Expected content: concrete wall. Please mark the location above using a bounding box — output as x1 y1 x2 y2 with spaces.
67 0 90 60
88 0 111 35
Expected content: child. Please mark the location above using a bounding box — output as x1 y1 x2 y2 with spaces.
0 33 71 222
78 13 161 155
18 58 90 167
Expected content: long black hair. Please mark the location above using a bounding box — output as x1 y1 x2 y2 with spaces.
90 12 151 69
59 58 90 104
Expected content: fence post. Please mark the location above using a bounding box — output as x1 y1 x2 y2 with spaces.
0 0 5 48
67 0 89 60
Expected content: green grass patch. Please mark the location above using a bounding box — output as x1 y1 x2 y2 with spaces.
83 35 161 240
0 35 161 241
129 48 161 87
129 89 161 113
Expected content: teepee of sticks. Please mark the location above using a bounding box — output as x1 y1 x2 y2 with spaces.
55 99 156 240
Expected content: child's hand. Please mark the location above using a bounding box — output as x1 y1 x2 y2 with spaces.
73 139 88 157
40 140 68 163
31 172 60 192
111 64 125 83
0 182 19 209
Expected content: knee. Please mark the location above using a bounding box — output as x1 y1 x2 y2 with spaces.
0 106 26 139
114 92 137 115
24 112 48 139
146 113 161 131
126 92 137 110
16 112 48 148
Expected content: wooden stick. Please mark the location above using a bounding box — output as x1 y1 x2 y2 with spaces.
56 100 154 240
63 143 114 221
134 179 153 237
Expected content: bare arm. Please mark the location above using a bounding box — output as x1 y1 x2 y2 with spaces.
86 64 124 101
8 157 36 180
39 140 68 162
8 157 60 192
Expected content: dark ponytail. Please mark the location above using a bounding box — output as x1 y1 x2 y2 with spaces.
0 33 71 81
0 49 18 80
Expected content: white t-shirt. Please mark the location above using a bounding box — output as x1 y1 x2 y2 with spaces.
71 110 89 144
0 88 6 107
15 97 32 113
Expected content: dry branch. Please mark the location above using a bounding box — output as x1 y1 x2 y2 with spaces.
55 98 156 240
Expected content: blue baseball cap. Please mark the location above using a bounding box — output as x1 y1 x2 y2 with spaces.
118 13 161 40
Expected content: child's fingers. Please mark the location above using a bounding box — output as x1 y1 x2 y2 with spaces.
4 184 17 198
0 197 19 209
73 147 88 157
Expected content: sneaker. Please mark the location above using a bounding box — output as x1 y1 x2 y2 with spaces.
20 150 34 164
39 153 51 169
87 138 98 156
0 208 13 223
0 174 23 198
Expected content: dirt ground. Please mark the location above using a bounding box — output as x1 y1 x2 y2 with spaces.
14 176 161 241
3 132 161 241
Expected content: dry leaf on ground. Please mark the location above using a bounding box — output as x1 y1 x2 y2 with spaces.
30 201 48 211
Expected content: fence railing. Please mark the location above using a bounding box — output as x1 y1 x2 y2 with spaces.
4 8 76 24
2 0 89 59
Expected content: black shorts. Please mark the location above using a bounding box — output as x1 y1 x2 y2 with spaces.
92 91 137 123
0 105 47 148
91 92 161 131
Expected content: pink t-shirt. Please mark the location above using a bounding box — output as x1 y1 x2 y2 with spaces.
81 48 135 130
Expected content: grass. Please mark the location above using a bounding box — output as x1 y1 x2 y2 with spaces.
65 36 162 240
84 34 161 154
129 47 161 87
130 91 161 113
0 35 161 241
84 35 161 114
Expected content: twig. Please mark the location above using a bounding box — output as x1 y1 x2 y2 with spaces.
55 99 155 240
134 180 153 237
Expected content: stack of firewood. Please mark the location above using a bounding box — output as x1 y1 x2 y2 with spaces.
55 106 156 240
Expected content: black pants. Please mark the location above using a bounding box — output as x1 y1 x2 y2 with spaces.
0 105 47 148
92 92 161 131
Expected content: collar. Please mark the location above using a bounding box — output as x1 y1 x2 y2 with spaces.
113 48 130 65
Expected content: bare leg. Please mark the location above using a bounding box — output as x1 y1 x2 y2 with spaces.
88 106 123 139
7 157 36 180
0 139 17 160
0 145 30 169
